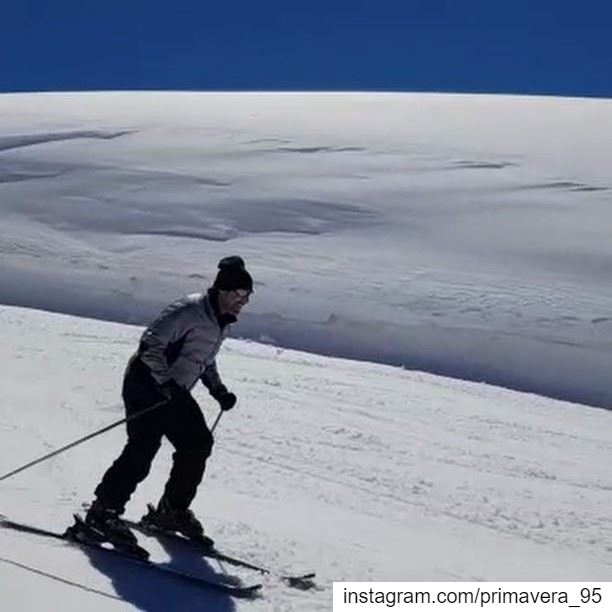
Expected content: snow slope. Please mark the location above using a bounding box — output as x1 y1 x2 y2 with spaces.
1 92 612 610
1 93 611 408
0 305 611 611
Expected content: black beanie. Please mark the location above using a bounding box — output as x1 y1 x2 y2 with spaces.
213 256 253 292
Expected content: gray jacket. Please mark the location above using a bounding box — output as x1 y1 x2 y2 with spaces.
136 290 233 393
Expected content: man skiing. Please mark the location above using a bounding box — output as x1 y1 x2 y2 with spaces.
85 255 253 548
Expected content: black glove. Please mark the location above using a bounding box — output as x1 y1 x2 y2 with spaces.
214 390 237 411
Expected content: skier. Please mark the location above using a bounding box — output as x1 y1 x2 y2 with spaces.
84 256 253 547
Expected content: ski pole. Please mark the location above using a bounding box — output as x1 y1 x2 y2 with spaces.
0 400 166 483
210 410 223 434
209 392 242 434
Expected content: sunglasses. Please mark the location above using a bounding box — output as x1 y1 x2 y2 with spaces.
233 289 252 300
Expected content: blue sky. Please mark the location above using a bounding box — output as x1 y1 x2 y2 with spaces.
1 0 610 97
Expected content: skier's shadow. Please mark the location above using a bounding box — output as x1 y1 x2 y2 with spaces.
83 535 246 612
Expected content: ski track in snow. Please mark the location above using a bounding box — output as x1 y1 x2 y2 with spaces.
224 361 612 560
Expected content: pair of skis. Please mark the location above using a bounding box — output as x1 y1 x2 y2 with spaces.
123 507 316 590
0 513 315 599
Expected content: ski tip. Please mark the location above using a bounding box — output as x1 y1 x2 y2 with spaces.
237 584 263 599
283 573 317 590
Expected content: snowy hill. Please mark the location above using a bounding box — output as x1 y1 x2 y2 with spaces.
1 305 611 611
1 92 611 408
1 92 612 610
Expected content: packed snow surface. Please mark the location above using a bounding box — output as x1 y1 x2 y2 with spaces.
0 306 610 611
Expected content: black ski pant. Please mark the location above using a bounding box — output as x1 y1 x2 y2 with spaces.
94 357 214 513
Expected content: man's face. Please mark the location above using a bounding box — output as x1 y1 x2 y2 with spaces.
218 289 251 317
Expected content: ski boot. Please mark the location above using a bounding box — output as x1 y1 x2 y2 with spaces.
69 499 148 559
140 498 214 548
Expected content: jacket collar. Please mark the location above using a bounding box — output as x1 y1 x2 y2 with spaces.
206 287 237 329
